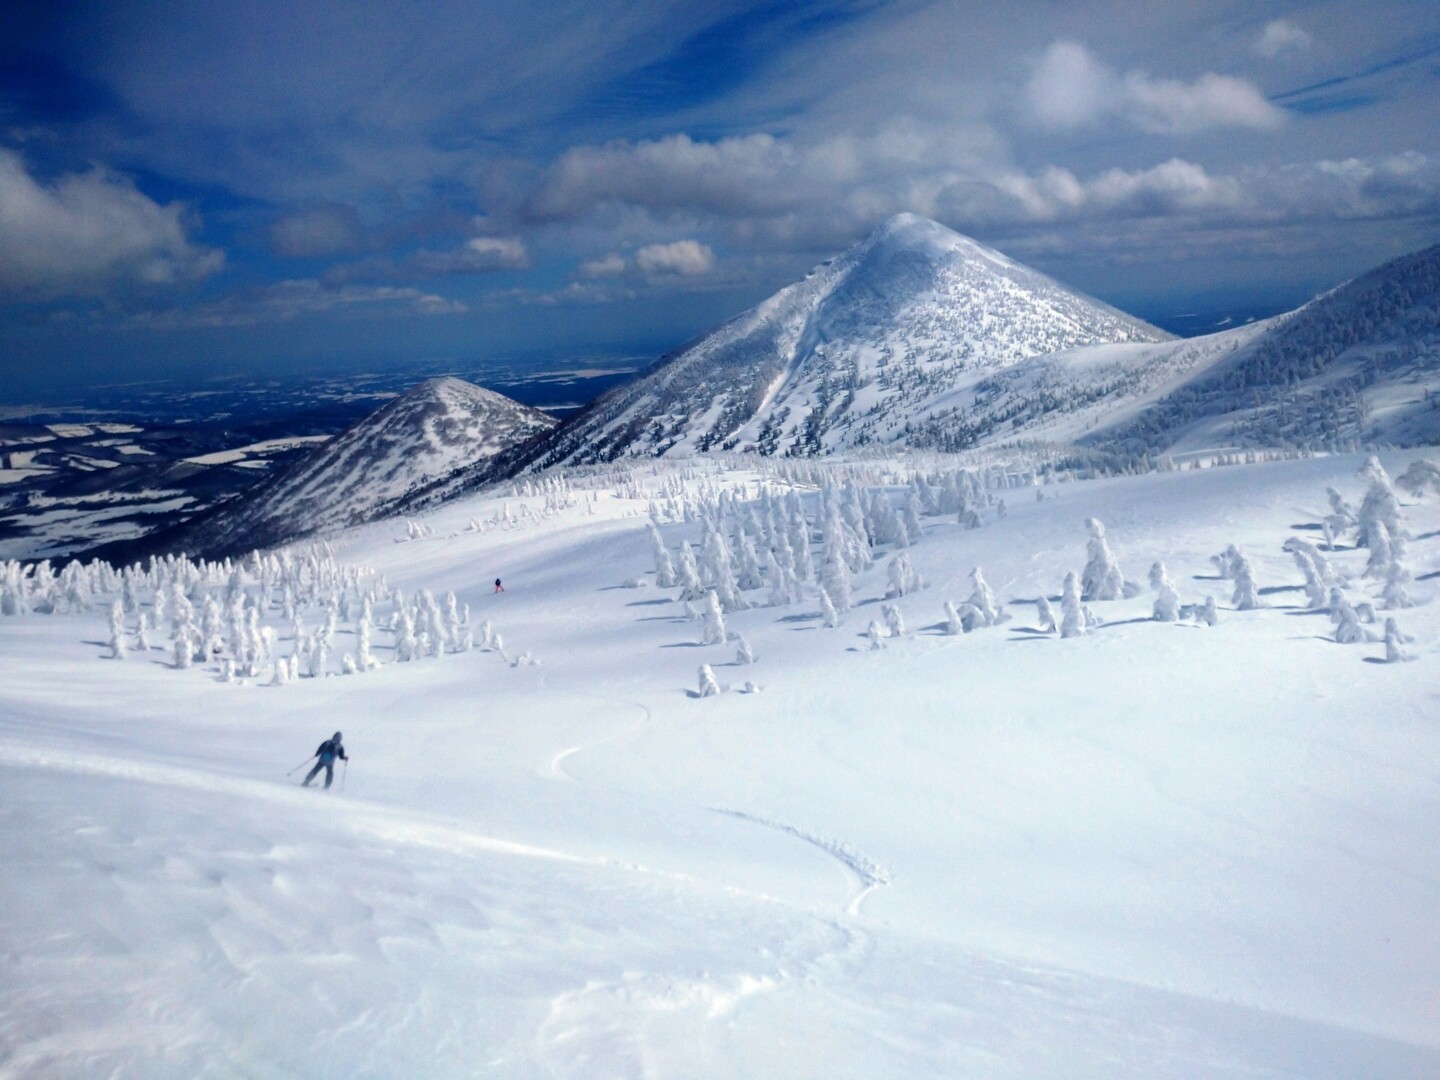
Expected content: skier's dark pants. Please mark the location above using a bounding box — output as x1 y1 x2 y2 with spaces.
304 757 336 788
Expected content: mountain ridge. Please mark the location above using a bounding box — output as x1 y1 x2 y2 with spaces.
144 376 555 558
504 213 1170 470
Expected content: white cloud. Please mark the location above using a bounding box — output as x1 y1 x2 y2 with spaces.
578 253 628 278
0 148 223 299
634 239 714 277
1254 20 1313 59
323 234 529 284
410 236 530 275
999 153 1419 244
1025 41 1286 134
1023 41 1114 130
127 279 466 328
270 205 363 258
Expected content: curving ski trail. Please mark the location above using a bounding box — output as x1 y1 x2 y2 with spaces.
712 807 892 916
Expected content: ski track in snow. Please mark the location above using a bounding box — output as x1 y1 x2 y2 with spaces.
546 694 653 785
529 694 903 1070
711 808 892 917
0 739 644 876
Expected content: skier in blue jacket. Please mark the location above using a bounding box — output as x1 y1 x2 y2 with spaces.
303 731 348 789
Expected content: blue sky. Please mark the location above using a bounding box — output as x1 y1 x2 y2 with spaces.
2 0 1439 396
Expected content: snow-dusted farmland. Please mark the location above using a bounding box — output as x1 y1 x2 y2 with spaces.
2 452 1438 1078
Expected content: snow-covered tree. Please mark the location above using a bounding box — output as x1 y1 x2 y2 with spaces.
1060 572 1086 638
357 615 378 669
675 541 707 601
1356 456 1404 549
1396 458 1440 499
698 664 721 698
882 602 905 637
764 550 797 607
700 589 728 646
943 600 964 636
734 634 754 665
1384 617 1414 663
1382 561 1414 610
866 620 886 650
885 553 921 599
107 600 127 660
1035 595 1058 633
1199 596 1218 626
1149 562 1179 622
964 568 1004 627
393 609 418 663
1210 545 1241 579
1363 519 1394 579
166 581 193 638
309 635 330 678
1231 550 1261 610
174 628 193 669
820 551 852 615
819 588 841 629
1291 549 1328 609
1081 518 1125 601
134 612 151 653
1330 589 1366 644
1282 537 1338 589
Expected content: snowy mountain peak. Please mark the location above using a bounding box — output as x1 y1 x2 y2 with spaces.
859 212 1015 268
162 377 556 557
514 214 1169 468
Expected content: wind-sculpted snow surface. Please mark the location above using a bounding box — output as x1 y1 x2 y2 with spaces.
512 214 1167 467
163 377 555 558
4 451 1440 1077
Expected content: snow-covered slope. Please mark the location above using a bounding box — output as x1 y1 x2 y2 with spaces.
3 450 1439 1077
165 377 554 557
516 214 1167 467
1084 243 1440 455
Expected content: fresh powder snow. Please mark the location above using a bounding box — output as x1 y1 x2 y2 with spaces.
1 450 1439 1078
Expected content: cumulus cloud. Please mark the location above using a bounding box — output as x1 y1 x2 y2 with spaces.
634 239 714 277
129 279 466 328
1025 41 1286 134
0 148 223 299
324 234 529 284
953 152 1440 241
269 205 363 257
578 253 628 278
1254 20 1313 58
412 235 530 275
527 133 799 222
516 124 1003 258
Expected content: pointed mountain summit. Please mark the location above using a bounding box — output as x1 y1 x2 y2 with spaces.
520 213 1168 466
165 376 555 557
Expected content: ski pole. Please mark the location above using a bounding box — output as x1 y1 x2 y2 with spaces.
286 756 315 776
341 760 348 792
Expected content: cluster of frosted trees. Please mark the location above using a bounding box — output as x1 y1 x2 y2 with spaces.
1013 517 1221 640
647 469 1001 694
1287 455 1432 659
3 543 522 684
